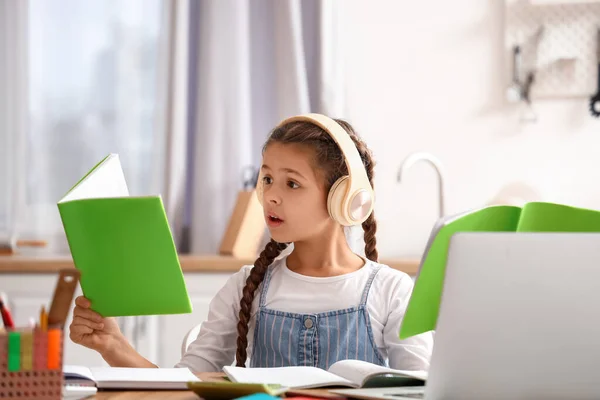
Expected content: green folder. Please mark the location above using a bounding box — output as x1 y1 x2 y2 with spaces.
57 154 192 317
399 201 600 339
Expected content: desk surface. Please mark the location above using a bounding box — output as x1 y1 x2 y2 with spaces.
85 372 343 399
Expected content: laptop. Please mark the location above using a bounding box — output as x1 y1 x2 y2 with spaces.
334 232 600 399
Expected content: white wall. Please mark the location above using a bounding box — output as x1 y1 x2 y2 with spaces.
342 0 600 258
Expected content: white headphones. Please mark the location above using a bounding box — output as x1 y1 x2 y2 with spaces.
256 113 374 226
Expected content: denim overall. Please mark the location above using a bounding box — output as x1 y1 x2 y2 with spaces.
250 264 387 369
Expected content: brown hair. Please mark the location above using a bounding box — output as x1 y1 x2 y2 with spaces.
234 118 378 366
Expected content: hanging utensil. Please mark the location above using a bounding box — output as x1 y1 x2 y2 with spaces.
589 29 600 117
241 165 259 191
506 45 524 103
520 70 538 123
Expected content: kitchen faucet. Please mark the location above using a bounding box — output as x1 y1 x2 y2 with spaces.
397 151 446 219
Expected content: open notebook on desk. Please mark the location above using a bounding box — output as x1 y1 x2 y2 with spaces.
223 359 426 389
63 365 201 389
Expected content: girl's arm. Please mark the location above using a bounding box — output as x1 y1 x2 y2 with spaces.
175 265 253 372
70 296 158 368
102 336 158 368
383 274 434 371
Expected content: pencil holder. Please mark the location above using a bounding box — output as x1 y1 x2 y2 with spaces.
0 327 63 400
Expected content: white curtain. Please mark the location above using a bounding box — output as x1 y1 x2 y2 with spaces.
189 0 347 254
1 0 174 253
1 2 183 363
161 0 190 246
0 0 28 243
189 0 253 254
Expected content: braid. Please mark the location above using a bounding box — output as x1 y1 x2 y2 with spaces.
341 124 379 262
235 239 288 367
361 212 379 262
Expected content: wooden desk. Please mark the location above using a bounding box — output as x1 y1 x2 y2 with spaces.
87 372 344 399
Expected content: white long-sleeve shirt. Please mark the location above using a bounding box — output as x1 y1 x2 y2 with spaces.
176 256 434 372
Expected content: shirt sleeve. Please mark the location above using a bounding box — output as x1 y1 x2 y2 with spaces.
175 265 253 372
383 273 434 371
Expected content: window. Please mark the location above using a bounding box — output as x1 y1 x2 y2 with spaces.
10 0 169 252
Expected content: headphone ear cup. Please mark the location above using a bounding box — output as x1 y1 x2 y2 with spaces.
327 176 353 226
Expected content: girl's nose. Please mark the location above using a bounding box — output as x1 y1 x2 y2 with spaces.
265 187 282 205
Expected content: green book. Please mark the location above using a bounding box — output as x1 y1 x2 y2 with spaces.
399 201 600 339
57 153 192 317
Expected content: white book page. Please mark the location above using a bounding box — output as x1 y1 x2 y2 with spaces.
59 153 129 203
62 385 98 400
328 360 427 387
223 366 356 389
89 367 200 389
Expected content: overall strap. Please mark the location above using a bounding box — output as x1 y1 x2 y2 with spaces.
359 264 383 306
258 265 275 307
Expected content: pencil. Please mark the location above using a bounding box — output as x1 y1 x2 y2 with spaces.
40 306 48 331
0 299 15 329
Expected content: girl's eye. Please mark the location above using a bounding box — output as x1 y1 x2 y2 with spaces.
287 181 300 189
263 176 273 185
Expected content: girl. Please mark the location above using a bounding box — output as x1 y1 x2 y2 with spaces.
69 113 434 372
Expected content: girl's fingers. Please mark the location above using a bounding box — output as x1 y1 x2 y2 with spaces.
73 306 103 323
75 296 91 308
70 324 93 338
72 316 104 331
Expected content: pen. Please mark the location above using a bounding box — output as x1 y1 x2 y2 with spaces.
0 299 15 329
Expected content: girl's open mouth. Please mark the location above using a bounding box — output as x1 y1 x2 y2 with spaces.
266 213 284 228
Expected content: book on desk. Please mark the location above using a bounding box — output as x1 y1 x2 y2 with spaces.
223 359 426 389
63 365 200 390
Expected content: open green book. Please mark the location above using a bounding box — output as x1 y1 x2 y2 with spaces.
57 154 192 317
399 201 600 339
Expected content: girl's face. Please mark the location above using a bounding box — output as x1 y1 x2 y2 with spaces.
260 142 334 243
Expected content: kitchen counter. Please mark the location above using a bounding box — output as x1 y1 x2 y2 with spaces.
0 254 420 275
